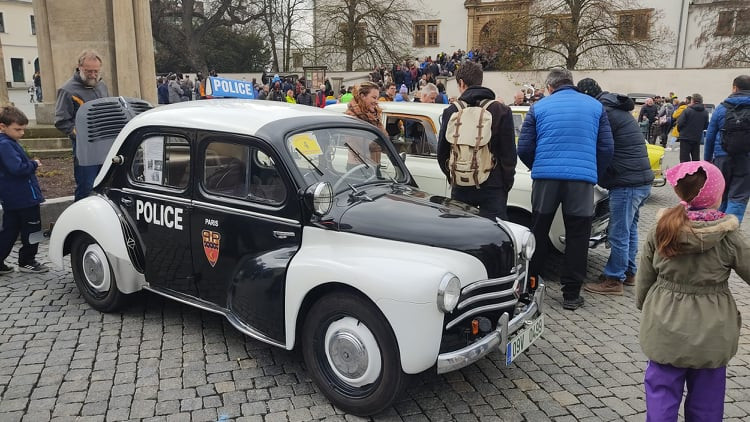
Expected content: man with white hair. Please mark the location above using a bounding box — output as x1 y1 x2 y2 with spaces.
420 83 439 103
54 49 109 201
638 97 658 143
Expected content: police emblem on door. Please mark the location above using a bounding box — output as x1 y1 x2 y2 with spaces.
202 230 221 267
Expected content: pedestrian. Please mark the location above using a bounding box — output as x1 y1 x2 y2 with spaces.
33 71 43 102
436 60 517 221
379 82 396 102
517 68 614 310
157 77 169 104
344 81 385 166
315 84 327 108
285 89 296 104
296 87 313 106
0 105 48 274
168 73 184 104
704 75 750 223
676 93 709 162
638 98 658 143
54 49 109 202
636 160 750 422
576 78 653 296
394 84 409 102
420 83 439 103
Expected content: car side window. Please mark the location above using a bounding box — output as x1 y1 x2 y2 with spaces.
202 141 286 205
130 136 190 189
512 114 524 140
384 115 437 156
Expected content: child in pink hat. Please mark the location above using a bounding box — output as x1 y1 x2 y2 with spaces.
636 160 750 421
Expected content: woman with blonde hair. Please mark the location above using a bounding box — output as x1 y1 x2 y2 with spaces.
344 82 385 167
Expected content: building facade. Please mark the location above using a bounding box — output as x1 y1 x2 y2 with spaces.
0 0 37 87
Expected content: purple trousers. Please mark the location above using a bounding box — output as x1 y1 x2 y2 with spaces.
645 360 726 422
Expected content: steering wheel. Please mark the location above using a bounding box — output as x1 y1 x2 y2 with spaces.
332 163 375 192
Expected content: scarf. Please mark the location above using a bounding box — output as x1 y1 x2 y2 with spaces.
345 100 386 134
687 208 726 222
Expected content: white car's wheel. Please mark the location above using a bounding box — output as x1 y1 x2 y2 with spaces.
302 292 407 415
71 234 125 312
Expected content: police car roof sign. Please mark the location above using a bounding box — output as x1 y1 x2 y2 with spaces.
205 76 256 99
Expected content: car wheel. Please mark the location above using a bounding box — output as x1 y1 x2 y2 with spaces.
70 234 125 312
302 292 407 415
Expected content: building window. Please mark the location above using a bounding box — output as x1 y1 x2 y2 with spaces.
716 9 750 36
543 14 570 43
0 13 5 33
617 9 651 40
292 52 303 69
413 21 440 47
30 15 36 35
339 23 366 48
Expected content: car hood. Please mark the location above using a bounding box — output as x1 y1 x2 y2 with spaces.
326 184 515 278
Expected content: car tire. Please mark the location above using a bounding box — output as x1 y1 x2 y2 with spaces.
302 292 407 415
70 234 125 312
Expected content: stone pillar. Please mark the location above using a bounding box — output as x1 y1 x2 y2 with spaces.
31 0 157 124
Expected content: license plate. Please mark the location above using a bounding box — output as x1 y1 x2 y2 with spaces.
505 314 544 365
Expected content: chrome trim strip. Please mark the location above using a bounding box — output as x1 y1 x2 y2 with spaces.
436 282 545 374
462 265 523 295
495 217 518 267
143 286 286 349
456 287 517 310
445 299 519 330
193 200 300 226
121 188 192 205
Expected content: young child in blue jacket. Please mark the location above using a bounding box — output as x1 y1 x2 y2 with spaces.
0 105 48 274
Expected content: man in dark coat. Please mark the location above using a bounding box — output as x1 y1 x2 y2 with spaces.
638 98 659 143
677 93 710 162
577 78 653 296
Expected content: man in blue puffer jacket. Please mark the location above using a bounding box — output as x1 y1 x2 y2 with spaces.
518 68 614 310
704 75 750 224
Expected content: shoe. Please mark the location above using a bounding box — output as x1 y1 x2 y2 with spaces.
562 296 584 310
583 278 624 295
18 261 49 273
664 147 672 151
0 263 14 275
624 273 636 286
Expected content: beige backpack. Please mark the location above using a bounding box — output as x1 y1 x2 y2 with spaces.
446 99 496 187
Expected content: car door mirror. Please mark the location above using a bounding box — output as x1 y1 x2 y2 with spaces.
399 152 407 162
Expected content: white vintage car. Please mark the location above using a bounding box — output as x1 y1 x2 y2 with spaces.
48 99 545 416
327 102 610 252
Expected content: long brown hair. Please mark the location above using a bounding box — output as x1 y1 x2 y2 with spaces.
655 168 707 258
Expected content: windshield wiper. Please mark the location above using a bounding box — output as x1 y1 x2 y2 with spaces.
295 148 324 176
343 142 370 169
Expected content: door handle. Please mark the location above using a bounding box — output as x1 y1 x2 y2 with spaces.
273 231 295 239
121 197 133 207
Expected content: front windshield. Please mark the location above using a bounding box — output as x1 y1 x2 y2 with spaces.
287 127 408 193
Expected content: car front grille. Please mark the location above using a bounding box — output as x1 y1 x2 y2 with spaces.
444 262 525 331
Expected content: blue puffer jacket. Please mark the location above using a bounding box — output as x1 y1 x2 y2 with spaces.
704 91 750 160
518 85 614 184
0 133 44 210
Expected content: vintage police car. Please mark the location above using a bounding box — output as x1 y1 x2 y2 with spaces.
326 102 611 253
49 99 544 415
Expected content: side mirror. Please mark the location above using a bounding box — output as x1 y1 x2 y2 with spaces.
399 152 407 162
304 182 333 216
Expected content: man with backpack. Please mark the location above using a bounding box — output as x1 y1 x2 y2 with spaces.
676 93 710 162
517 68 614 311
436 61 517 221
704 75 750 223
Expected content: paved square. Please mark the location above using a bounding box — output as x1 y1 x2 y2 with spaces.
2 151 750 421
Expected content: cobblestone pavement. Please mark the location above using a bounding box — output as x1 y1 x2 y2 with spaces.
2 151 750 421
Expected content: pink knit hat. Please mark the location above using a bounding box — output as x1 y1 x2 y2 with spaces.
665 160 725 209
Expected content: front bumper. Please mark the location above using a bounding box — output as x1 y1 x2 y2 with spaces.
435 281 546 374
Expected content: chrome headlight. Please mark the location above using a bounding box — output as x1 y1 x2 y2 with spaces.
521 231 536 260
437 273 461 313
305 182 333 216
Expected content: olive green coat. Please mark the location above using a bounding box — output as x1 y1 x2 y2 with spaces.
636 214 750 368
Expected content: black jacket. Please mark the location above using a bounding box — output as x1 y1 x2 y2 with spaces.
598 92 654 189
638 104 658 123
437 86 517 192
677 103 709 142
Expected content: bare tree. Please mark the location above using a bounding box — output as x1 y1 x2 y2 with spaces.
150 0 262 73
513 0 673 69
692 0 750 68
314 0 425 71
257 0 311 72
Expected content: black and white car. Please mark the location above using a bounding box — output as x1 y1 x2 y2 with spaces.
49 99 545 415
